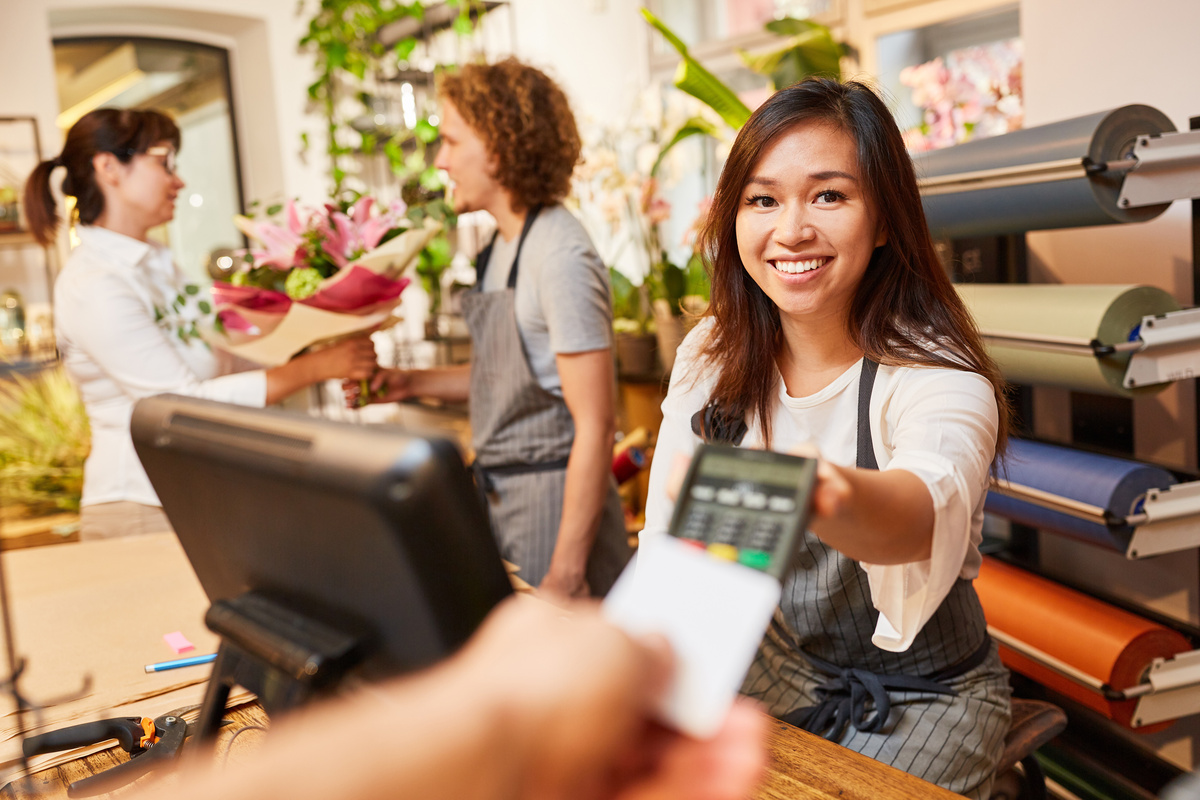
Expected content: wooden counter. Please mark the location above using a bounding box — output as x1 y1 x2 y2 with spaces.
3 705 964 800
0 539 963 800
759 720 965 799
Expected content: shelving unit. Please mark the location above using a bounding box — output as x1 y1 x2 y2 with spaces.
0 234 57 368
918 105 1200 795
0 115 57 368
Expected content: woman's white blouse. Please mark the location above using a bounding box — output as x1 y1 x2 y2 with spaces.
641 319 999 652
56 226 267 508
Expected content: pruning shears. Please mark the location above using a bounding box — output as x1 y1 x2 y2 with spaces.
23 708 197 797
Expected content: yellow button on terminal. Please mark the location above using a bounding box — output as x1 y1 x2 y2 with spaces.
707 543 739 561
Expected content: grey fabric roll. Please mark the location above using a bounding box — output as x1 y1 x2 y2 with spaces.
914 105 1176 238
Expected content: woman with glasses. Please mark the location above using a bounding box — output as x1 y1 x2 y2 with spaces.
24 108 378 540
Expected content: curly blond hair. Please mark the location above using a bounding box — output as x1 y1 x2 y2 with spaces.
439 58 581 210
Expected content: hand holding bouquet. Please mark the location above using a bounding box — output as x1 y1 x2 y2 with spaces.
210 196 440 367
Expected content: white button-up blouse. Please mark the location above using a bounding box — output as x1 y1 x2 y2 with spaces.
56 226 267 508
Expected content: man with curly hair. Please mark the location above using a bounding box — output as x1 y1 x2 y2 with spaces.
352 58 631 599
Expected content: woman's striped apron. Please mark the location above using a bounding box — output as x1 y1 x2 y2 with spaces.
462 207 630 594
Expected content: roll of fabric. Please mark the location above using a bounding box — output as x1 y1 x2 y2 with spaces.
914 104 1175 239
976 557 1191 728
612 446 647 485
957 283 1180 396
986 438 1176 551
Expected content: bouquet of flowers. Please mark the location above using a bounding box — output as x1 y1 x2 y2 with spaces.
211 196 440 366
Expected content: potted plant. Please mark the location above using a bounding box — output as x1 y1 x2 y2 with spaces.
609 267 658 378
0 366 89 527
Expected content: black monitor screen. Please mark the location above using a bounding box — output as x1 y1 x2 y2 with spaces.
131 394 512 681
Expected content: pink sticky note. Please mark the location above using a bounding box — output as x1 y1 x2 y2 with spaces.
163 631 195 654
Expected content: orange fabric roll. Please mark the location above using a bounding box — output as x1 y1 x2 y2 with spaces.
976 557 1190 728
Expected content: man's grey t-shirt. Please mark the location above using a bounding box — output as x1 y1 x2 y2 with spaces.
479 204 613 397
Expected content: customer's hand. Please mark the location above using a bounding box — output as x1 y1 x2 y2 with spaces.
447 596 768 800
129 596 766 800
303 335 378 382
342 368 413 407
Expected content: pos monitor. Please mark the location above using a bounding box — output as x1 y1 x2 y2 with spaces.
130 394 512 737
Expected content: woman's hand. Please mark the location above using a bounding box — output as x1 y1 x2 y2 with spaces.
301 336 379 382
665 444 848 525
785 442 850 522
538 564 591 605
787 442 934 564
265 335 378 405
342 368 412 408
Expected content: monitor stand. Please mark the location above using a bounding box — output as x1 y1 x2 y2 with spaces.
195 592 366 743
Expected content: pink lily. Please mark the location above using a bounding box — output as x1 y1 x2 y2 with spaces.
286 199 305 236
251 219 305 269
359 214 394 252
349 196 374 225
316 213 353 268
355 197 408 252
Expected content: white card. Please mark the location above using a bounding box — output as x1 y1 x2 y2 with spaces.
602 535 782 739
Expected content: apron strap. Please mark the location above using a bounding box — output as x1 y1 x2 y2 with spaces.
506 204 542 289
691 356 880 452
473 234 498 283
856 358 880 470
473 204 543 288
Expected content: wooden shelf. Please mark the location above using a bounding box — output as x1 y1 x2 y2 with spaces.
0 231 37 246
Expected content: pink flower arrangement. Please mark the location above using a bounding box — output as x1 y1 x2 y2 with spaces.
209 197 440 366
900 38 1023 152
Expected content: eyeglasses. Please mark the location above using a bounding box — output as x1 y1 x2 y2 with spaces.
143 146 178 176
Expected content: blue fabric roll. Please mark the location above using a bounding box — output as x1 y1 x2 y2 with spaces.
985 439 1176 551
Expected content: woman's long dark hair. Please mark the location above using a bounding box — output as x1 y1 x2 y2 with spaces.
23 108 180 246
696 77 1009 458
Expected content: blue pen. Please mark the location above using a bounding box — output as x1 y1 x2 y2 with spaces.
144 653 217 673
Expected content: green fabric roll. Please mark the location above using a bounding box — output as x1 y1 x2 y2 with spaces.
956 284 1180 396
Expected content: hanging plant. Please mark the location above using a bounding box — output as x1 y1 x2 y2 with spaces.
298 0 485 196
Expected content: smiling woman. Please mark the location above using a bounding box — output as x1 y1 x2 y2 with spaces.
734 120 886 366
639 78 1013 800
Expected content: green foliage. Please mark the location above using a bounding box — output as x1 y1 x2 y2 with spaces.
641 9 845 133
650 115 719 178
610 268 639 323
641 8 752 131
683 253 710 301
233 264 288 293
298 0 486 197
416 234 452 313
0 367 89 515
609 267 659 336
646 259 686 310
738 18 845 90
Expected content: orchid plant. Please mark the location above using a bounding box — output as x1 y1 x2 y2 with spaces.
572 84 724 336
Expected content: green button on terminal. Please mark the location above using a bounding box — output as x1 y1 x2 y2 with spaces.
738 549 772 571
